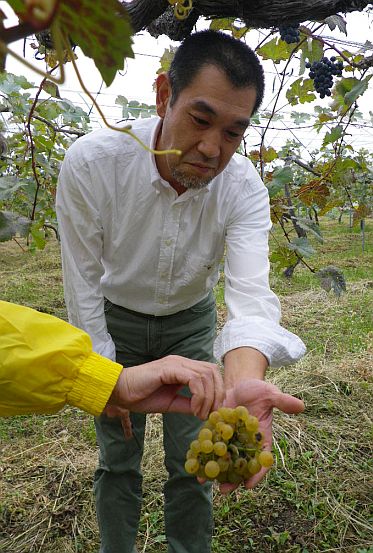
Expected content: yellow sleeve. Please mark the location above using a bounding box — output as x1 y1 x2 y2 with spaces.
0 301 123 417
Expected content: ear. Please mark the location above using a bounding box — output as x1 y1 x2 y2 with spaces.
156 72 172 118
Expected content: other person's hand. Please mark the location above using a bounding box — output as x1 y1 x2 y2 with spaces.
105 355 224 421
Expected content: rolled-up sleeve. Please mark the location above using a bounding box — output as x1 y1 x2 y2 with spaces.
214 173 306 367
0 302 122 417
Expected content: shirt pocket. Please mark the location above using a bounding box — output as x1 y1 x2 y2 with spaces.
182 253 219 291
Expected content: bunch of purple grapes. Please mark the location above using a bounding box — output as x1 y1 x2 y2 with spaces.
306 56 343 99
278 24 300 44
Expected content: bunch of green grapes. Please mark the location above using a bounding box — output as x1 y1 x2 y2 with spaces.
184 406 274 484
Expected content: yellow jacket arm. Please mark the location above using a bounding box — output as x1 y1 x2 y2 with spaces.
0 301 123 417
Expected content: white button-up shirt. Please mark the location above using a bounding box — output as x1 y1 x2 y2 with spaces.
56 117 305 367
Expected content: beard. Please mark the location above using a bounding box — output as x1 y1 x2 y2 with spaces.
170 165 214 190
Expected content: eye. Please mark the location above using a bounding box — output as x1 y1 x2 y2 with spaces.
191 114 209 126
226 130 241 139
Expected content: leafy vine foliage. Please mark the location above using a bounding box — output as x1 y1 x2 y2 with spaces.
0 1 372 294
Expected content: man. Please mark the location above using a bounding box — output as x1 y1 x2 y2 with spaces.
0 301 224 419
56 30 306 553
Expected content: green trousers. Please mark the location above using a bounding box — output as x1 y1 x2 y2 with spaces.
94 293 217 553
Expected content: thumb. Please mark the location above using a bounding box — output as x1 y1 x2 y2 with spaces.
272 391 305 414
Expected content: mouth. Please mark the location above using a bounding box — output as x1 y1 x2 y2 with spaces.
185 162 216 175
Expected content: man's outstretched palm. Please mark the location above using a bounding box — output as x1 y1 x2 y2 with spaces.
220 379 304 493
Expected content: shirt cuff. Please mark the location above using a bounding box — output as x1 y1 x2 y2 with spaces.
214 315 306 368
67 352 123 415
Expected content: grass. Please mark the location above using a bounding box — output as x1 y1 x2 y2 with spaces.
0 218 372 552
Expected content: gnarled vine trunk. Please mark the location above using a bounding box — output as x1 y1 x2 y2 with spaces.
124 0 372 40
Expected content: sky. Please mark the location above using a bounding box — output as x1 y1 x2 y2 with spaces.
1 2 373 158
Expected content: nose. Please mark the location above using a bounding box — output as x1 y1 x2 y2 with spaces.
197 129 221 159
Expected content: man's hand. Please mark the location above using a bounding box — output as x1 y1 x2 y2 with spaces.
106 355 225 421
218 378 304 494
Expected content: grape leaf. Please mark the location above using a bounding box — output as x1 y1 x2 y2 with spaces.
0 210 31 242
288 237 315 258
58 0 134 87
266 166 293 198
286 78 316 106
316 266 346 297
0 177 25 200
257 38 292 64
344 76 372 106
324 15 347 34
295 217 324 243
270 246 298 270
322 125 343 147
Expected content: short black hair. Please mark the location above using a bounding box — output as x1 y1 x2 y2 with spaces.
168 30 265 115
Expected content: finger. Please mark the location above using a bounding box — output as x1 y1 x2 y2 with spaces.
219 482 239 495
211 364 225 411
272 391 305 414
164 395 193 415
188 375 206 418
120 412 133 440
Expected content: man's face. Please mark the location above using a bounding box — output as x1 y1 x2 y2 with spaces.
155 65 257 193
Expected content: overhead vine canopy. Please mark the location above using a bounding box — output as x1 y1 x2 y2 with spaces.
124 0 373 40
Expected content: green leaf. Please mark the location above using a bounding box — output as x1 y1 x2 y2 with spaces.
316 266 346 297
0 210 31 242
257 38 292 64
59 0 134 87
269 246 298 270
0 177 25 200
344 76 372 106
42 80 61 98
4 1 24 15
322 125 343 147
324 15 347 34
266 167 293 198
299 38 324 66
156 46 178 75
286 78 316 106
288 237 315 258
295 218 324 243
30 224 46 250
0 72 34 94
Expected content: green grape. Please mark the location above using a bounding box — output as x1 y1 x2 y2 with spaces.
190 439 201 454
185 458 199 474
217 455 230 472
237 431 250 444
208 411 222 425
204 460 220 479
198 428 213 441
221 424 234 441
245 415 259 432
234 457 247 475
247 457 261 475
186 449 197 459
227 467 243 484
200 439 214 454
213 441 227 456
258 450 274 468
234 405 249 421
